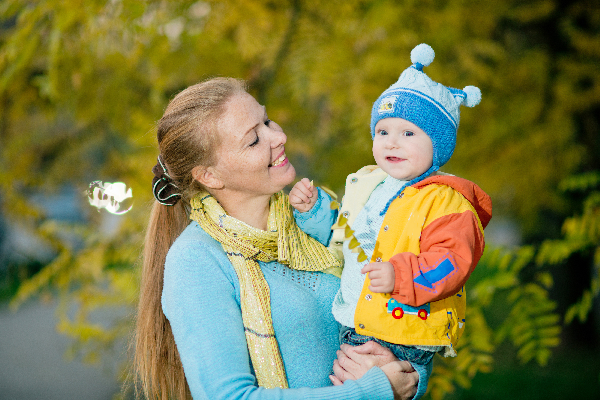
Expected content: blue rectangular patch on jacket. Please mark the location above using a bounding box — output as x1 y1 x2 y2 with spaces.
414 258 455 290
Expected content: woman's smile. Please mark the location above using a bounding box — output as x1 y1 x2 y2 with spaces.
270 151 288 167
209 92 296 198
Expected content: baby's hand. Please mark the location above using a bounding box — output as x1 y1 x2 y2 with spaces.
361 262 395 293
289 178 318 213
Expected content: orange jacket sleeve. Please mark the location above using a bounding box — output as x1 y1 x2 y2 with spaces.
389 210 485 307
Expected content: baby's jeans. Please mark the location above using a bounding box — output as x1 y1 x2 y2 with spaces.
340 326 434 400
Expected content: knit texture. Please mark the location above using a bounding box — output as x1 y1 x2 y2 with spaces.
369 43 482 211
162 221 394 399
332 176 407 327
189 190 340 388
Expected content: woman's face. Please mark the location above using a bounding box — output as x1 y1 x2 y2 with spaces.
208 91 296 198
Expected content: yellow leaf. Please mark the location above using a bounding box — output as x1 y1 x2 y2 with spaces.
344 225 354 239
357 250 368 262
321 186 338 200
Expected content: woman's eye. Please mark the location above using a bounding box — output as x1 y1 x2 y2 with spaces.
249 135 259 147
264 119 271 127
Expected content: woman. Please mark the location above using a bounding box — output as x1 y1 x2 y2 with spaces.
134 77 419 399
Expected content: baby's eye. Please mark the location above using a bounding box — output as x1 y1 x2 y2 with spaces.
403 130 415 137
379 129 388 136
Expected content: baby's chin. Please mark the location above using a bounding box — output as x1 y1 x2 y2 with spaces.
375 164 408 181
383 170 426 181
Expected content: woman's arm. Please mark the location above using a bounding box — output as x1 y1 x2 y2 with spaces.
162 231 393 400
293 187 337 246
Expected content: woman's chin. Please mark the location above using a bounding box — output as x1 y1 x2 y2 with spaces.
280 163 297 188
264 160 296 193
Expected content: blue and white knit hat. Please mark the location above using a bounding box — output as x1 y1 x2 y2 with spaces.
370 43 481 183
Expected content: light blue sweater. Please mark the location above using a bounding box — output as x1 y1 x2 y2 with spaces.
161 215 394 399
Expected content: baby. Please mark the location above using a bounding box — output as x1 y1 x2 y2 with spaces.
290 44 492 399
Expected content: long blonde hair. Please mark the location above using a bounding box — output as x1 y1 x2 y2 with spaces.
134 78 247 400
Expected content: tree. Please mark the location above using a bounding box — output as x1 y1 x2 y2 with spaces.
537 172 600 327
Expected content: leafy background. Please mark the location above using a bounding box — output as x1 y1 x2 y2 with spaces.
0 0 599 399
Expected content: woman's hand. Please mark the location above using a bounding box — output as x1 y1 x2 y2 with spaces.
380 361 419 400
289 178 318 213
330 342 418 400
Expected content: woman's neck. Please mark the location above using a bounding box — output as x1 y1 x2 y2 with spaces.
210 190 271 231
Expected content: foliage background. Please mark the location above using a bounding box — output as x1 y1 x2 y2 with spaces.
0 0 599 399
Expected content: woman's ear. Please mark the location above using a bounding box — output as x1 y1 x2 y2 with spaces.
192 166 223 189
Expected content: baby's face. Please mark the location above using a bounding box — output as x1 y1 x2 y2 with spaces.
372 118 433 181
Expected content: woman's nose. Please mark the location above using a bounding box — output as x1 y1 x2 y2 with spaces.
270 126 287 148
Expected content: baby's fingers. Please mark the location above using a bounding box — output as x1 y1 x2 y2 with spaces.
368 283 388 293
298 178 315 197
289 191 311 206
361 263 378 275
300 177 314 190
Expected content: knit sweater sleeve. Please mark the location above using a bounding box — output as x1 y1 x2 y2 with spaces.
162 226 393 400
293 187 337 246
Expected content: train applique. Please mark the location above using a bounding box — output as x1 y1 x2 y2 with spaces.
386 298 430 320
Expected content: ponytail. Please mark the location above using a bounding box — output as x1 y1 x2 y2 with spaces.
132 77 247 399
134 200 191 400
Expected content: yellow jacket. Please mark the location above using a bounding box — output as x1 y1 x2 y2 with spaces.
332 166 492 355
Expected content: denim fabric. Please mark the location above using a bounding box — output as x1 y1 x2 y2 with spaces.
340 326 434 400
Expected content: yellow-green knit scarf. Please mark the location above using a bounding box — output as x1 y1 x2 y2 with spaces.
189 191 341 388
